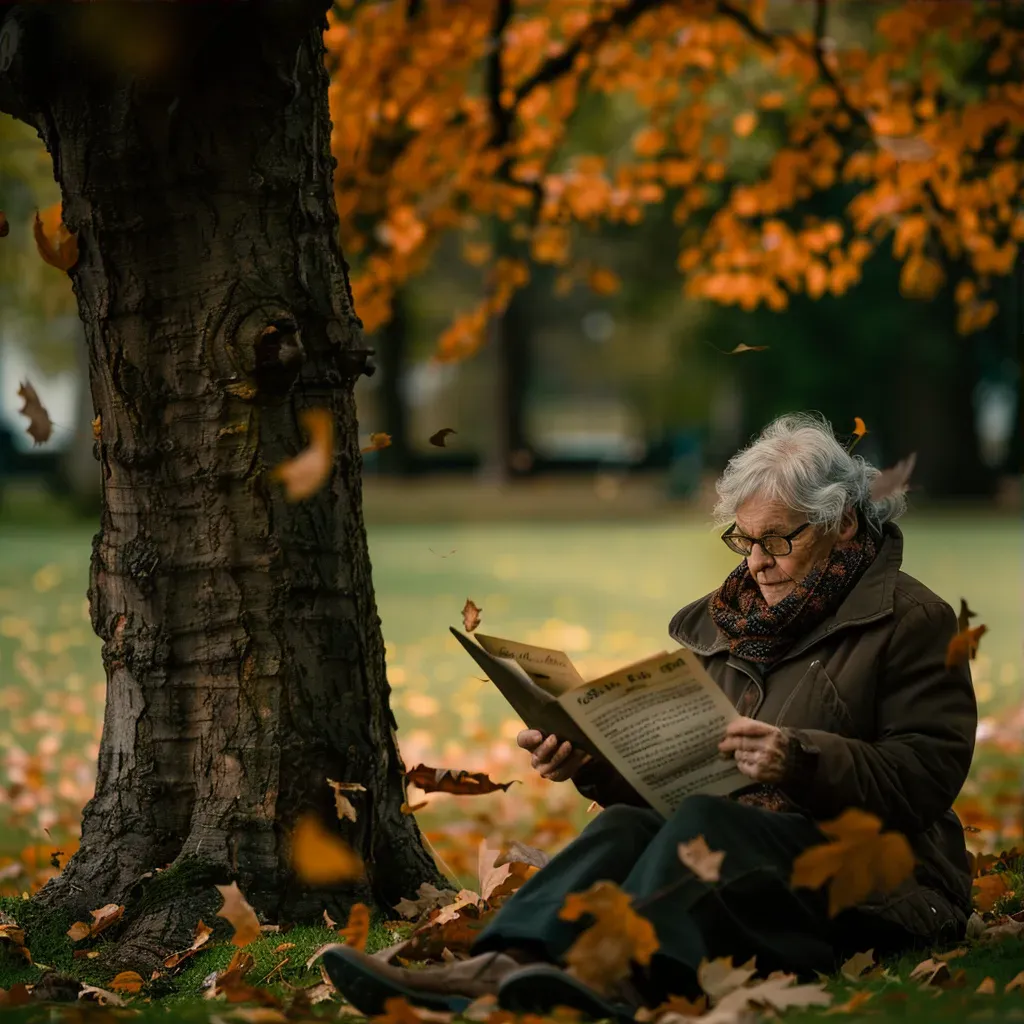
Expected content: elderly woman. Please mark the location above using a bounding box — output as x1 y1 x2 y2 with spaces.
324 412 976 1021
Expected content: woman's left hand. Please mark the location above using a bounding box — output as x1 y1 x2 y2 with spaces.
718 718 793 783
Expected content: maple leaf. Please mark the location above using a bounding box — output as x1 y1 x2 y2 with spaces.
164 918 213 969
697 955 758 1002
712 973 833 1016
109 971 144 994
17 381 53 445
393 883 462 921
428 428 457 448
839 948 874 981
361 431 392 454
559 880 659 995
462 599 482 632
290 814 364 885
33 204 79 271
946 624 987 669
790 808 913 916
869 452 916 501
339 902 370 951
327 778 365 823
215 882 262 947
494 840 549 870
678 836 725 883
0 211 8 237
824 990 874 1015
66 903 124 942
635 994 707 1020
727 343 769 354
270 408 334 502
404 764 516 796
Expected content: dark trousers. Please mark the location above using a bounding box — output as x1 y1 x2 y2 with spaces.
472 795 912 1001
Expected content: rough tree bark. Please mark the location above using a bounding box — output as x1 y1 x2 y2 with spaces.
0 1 441 966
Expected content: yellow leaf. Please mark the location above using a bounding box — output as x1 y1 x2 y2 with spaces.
110 971 144 994
677 836 725 883
839 949 874 981
361 431 392 454
852 416 868 438
215 882 262 948
66 921 91 942
270 408 334 502
290 814 364 885
697 955 757 1001
975 976 996 994
339 903 370 951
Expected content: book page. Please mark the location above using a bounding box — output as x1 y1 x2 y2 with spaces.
558 648 747 816
473 633 585 696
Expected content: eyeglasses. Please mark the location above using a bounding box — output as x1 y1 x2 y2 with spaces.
721 521 811 557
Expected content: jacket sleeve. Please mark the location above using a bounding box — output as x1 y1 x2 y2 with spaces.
781 600 977 834
571 757 651 809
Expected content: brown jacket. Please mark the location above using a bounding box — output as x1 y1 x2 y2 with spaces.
573 523 977 942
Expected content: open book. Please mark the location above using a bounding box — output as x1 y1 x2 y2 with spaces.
450 627 747 817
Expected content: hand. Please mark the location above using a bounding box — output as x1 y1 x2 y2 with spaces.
517 729 589 782
718 718 794 784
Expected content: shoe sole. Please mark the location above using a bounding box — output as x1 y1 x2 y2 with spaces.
498 965 636 1024
322 946 472 1016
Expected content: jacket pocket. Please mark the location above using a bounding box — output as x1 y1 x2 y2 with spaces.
774 661 859 736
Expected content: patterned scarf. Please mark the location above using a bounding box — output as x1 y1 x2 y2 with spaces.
709 528 878 665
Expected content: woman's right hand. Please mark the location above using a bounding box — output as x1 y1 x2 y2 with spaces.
517 729 590 782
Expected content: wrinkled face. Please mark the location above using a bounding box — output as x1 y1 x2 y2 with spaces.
733 497 857 606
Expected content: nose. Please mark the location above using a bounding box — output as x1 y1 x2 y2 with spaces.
746 543 776 576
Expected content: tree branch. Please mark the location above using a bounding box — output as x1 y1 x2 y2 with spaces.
486 0 514 149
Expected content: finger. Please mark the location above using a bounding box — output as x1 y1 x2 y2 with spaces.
719 736 766 754
545 751 588 782
517 729 545 751
531 734 560 767
546 741 575 772
724 718 776 738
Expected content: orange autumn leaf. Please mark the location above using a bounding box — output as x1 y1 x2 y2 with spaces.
791 808 913 916
164 918 214 969
428 427 457 448
109 971 144 994
33 203 79 271
270 408 334 502
733 111 758 137
215 882 262 948
559 880 658 995
946 624 987 669
339 902 370 951
17 381 53 445
66 903 124 943
462 599 482 632
852 416 868 438
404 764 517 796
290 814 364 885
361 431 392 454
678 836 725 883
972 872 1008 913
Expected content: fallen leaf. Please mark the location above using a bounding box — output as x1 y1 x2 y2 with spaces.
869 452 916 501
790 808 913 916
226 1010 288 1023
635 994 707 1019
300 981 336 1004
0 983 31 1007
290 814 364 885
973 873 1010 913
33 204 79 271
270 408 334 501
164 918 214 969
946 624 987 669
1007 970 1024 992
839 949 874 981
393 883 462 921
932 947 967 961
824 990 874 1015
909 958 949 986
405 764 516 796
494 840 549 870
975 976 997 994
66 903 124 943
17 381 53 445
375 995 454 1024
272 942 295 953
0 924 30 963
110 971 144 994
327 779 365 824
434 889 483 925
698 956 758 1002
678 836 725 883
0 211 8 237
429 428 457 448
728 343 769 354
978 918 1024 944
712 974 832 1016
215 883 262 948
78 984 125 1006
559 881 659 996
462 599 482 632
361 431 392 454
339 903 370 952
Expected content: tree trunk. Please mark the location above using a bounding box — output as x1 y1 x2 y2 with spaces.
0 2 440 966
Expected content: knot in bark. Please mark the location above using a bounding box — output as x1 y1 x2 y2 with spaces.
219 304 305 405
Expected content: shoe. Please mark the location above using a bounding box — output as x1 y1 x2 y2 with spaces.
498 963 640 1024
322 946 519 1016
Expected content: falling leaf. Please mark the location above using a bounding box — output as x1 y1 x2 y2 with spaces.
401 800 428 814
339 903 370 951
164 918 213 969
429 428 457 448
33 204 79 271
290 814 364 885
790 808 913 916
273 942 295 953
494 840 549 870
109 971 144 994
678 836 725 883
270 408 334 502
361 431 392 454
215 882 262 948
728 343 769 354
17 381 53 445
404 764 516 796
462 599 482 632
975 976 997 994
956 598 977 633
946 624 987 669
824 990 874 1015
559 881 659 995
697 955 758 1002
66 903 124 943
428 548 457 558
839 949 874 981
327 779 365 824
0 211 8 237
869 452 916 501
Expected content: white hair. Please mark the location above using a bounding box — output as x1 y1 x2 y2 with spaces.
712 412 906 535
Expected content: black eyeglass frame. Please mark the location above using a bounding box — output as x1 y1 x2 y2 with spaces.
721 521 812 557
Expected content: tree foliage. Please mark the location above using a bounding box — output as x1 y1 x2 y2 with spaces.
325 0 1024 358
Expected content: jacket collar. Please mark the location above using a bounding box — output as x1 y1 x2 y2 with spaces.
669 522 904 662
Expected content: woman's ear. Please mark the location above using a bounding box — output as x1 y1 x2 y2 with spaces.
838 507 859 541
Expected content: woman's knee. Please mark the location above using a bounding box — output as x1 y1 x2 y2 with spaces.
667 793 741 843
584 804 661 846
